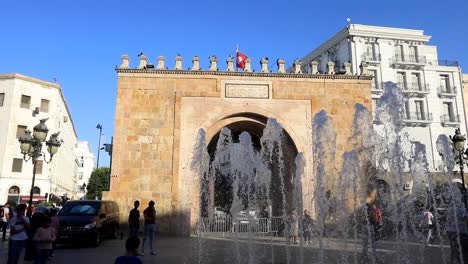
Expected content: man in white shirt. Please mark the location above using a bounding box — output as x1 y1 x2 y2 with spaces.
7 204 30 264
1 203 11 241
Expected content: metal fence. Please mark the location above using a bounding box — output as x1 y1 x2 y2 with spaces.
200 216 285 235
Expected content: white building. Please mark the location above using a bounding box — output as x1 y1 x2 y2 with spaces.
75 141 95 198
0 73 80 206
298 24 466 173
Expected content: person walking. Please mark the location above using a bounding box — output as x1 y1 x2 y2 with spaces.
7 204 30 264
115 236 143 264
48 208 60 258
419 206 434 244
32 216 55 264
362 203 380 261
1 203 11 241
129 200 141 238
142 200 156 255
302 210 314 245
287 209 299 244
446 199 468 264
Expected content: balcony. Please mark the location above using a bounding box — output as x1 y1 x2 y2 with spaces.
426 60 459 67
400 83 429 97
371 82 384 94
361 53 381 64
391 56 426 69
403 112 432 126
437 86 457 98
441 114 460 127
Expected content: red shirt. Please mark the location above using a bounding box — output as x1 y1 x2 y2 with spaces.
143 207 156 225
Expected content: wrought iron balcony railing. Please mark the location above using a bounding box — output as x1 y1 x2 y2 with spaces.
437 86 457 97
403 112 433 125
391 56 427 69
400 83 429 96
361 53 381 63
441 114 460 126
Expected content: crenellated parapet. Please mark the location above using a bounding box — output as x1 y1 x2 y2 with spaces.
117 53 372 78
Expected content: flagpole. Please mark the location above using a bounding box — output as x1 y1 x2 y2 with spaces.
235 44 238 71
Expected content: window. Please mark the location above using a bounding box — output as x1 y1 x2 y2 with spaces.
36 160 43 174
0 93 4 107
440 75 450 93
368 70 379 90
12 158 23 172
443 102 455 121
395 45 404 61
404 102 411 119
397 72 407 89
32 186 41 195
20 95 31 109
409 46 417 62
16 125 27 139
415 100 425 120
40 99 50 113
79 172 83 180
79 159 84 168
7 186 20 206
411 73 421 90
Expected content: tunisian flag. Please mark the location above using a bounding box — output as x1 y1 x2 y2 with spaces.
236 50 248 69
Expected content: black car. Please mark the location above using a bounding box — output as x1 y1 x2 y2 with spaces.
57 200 120 246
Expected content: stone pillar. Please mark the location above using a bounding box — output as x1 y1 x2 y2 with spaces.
120 55 129 69
260 58 269 73
344 62 352 75
138 54 147 69
209 56 218 71
277 59 286 73
294 59 302 74
191 56 200 70
360 62 369 75
244 58 252 72
156 56 165 70
175 55 183 70
226 56 235 71
327 61 335 74
310 61 319 74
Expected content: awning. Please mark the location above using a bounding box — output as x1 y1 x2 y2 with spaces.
20 195 47 202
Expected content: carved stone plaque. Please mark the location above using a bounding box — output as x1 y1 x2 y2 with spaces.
225 83 269 99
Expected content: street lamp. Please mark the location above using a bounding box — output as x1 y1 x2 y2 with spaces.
95 124 103 200
450 127 468 209
18 118 62 217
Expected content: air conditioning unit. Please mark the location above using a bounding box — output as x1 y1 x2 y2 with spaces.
63 116 68 122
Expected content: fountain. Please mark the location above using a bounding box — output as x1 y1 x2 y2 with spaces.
188 82 462 263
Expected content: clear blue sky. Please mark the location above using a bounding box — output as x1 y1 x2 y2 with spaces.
1 0 467 166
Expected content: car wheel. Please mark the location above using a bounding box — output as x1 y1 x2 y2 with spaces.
93 232 101 247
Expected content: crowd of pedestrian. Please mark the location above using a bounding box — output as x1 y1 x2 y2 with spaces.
114 200 158 264
2 202 61 264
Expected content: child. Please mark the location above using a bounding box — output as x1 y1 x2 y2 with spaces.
302 210 314 245
115 236 143 264
32 216 55 264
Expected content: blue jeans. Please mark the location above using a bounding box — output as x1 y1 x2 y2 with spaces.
34 248 49 264
7 239 27 264
142 224 155 253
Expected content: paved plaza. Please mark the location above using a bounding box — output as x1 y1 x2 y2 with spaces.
0 233 452 264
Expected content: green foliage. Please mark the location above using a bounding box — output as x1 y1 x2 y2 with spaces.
39 201 55 207
85 167 110 200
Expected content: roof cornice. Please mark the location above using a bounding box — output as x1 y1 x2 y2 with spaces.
115 68 372 80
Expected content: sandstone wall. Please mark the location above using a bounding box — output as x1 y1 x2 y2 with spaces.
103 70 372 235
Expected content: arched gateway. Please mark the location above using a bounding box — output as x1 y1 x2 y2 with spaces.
103 54 372 235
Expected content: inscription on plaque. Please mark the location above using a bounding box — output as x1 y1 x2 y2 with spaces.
225 84 269 99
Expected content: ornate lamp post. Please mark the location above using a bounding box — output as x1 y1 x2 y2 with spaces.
450 127 468 209
18 118 62 217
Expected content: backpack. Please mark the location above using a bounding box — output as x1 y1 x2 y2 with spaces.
0 207 4 218
367 204 382 225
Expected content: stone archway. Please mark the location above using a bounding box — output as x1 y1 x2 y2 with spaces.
178 97 313 232
204 114 299 219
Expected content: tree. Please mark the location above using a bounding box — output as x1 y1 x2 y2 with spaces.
86 167 110 200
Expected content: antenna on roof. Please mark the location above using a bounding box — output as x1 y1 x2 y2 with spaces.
53 78 58 83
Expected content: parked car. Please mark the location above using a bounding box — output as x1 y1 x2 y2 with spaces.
57 200 120 247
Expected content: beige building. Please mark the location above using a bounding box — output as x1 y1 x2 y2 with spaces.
103 54 373 235
0 74 79 206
